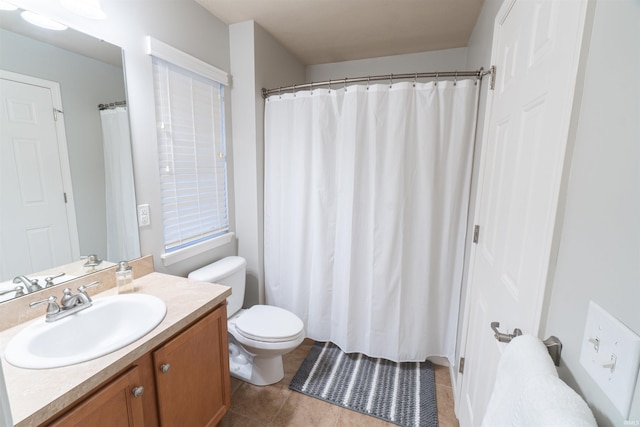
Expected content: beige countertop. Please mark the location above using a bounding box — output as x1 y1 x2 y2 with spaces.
0 272 231 426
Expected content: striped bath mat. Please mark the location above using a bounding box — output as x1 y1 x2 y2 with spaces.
289 341 438 427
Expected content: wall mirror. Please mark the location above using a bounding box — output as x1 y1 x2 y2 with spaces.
0 8 140 302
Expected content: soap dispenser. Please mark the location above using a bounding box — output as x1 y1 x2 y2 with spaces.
116 261 134 294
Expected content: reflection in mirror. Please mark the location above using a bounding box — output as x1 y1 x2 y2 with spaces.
0 8 141 301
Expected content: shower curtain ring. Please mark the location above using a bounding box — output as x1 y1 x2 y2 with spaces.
435 72 439 86
344 77 347 91
367 76 370 90
292 84 296 97
413 72 418 87
454 72 458 86
279 87 282 99
389 73 393 88
328 80 332 93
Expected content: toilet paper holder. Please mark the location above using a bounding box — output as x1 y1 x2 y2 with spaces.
491 322 563 366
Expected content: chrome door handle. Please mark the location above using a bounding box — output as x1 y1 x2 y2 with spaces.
491 321 522 343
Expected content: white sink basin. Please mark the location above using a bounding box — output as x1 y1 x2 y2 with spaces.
4 294 167 369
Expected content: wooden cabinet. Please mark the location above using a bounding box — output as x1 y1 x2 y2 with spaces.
154 304 231 426
44 304 230 427
46 367 145 427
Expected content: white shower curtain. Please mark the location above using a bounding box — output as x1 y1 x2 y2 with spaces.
100 107 140 262
264 80 478 363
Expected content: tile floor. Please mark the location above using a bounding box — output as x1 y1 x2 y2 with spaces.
219 339 460 427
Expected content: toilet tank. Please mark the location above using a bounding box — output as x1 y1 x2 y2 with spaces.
188 256 246 318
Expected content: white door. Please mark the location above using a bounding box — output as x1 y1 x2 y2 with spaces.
0 72 79 280
456 1 589 425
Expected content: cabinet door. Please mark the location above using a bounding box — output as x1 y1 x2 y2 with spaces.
154 305 230 427
46 366 145 427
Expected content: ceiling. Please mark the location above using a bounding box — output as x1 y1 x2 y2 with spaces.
0 8 122 67
195 0 484 65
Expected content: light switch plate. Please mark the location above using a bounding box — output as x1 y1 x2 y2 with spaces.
579 301 640 417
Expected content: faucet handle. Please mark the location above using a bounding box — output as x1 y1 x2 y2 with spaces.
44 272 65 288
77 281 100 302
0 286 24 297
29 296 60 316
78 281 100 293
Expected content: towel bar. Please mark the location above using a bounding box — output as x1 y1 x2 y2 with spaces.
490 322 563 366
543 336 562 366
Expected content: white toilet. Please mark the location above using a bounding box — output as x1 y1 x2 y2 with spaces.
188 256 305 386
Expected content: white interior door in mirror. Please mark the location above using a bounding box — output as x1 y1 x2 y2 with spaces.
0 74 79 279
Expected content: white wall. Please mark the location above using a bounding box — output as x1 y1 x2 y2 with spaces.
8 0 236 276
229 21 260 305
230 20 306 306
307 48 468 83
543 1 640 425
0 28 126 259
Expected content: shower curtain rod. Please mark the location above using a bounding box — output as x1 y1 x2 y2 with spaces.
262 66 494 98
98 100 127 110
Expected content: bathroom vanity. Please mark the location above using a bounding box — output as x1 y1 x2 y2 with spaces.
0 271 232 426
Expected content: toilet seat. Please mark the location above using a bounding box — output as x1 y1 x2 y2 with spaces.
234 305 304 343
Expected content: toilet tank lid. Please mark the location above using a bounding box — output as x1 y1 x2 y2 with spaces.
188 256 246 282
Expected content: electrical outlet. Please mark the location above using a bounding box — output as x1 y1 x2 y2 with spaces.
579 301 640 418
137 204 151 227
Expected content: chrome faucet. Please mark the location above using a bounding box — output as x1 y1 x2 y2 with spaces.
30 281 100 322
13 276 42 293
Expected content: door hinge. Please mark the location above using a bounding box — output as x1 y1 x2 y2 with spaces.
459 357 465 374
473 225 480 244
63 192 68 203
53 108 63 121
489 65 496 90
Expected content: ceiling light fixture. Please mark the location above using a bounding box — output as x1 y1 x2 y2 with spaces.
20 10 68 31
60 0 107 20
0 1 18 11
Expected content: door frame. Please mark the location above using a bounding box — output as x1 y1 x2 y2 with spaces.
454 0 592 419
1 69 81 262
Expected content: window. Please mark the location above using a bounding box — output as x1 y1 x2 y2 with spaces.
148 38 229 257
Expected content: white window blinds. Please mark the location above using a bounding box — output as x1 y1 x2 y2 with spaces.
152 57 229 252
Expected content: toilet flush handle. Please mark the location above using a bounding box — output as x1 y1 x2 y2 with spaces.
160 363 171 373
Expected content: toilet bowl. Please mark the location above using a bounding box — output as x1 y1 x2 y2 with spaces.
188 256 305 386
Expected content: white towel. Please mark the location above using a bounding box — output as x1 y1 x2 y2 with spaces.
481 334 596 427
482 335 559 427
513 374 597 427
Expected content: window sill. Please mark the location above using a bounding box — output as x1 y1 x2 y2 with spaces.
160 232 235 267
